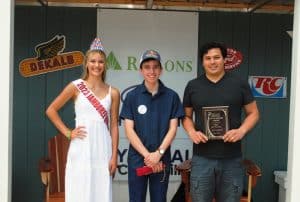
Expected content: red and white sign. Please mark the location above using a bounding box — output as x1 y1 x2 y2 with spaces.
224 48 243 71
249 76 287 98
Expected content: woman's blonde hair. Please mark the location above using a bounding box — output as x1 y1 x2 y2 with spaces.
81 49 107 81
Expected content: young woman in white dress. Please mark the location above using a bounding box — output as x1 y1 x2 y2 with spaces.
46 38 120 202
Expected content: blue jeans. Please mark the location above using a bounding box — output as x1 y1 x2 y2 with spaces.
190 155 244 202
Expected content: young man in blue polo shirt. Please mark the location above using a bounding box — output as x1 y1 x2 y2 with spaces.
120 50 184 202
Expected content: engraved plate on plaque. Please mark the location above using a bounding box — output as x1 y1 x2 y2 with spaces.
202 106 229 140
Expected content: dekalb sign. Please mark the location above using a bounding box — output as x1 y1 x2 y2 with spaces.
19 35 84 77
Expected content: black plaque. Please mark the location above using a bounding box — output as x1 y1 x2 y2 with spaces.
202 106 229 140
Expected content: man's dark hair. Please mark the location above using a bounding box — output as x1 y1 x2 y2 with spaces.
199 42 227 62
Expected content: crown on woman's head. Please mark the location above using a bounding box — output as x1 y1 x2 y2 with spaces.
90 37 104 51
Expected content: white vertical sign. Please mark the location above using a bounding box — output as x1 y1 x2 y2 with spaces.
97 9 198 184
0 1 13 202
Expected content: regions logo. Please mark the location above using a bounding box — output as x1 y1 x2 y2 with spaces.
19 35 84 77
249 76 287 98
107 51 122 70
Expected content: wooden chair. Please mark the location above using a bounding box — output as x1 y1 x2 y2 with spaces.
176 159 262 202
39 134 70 202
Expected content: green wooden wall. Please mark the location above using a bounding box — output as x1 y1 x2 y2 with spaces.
13 6 292 202
198 12 292 202
13 6 97 202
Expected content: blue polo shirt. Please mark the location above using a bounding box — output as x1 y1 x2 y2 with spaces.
120 80 184 166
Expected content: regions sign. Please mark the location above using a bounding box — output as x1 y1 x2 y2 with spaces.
19 35 84 77
248 76 287 98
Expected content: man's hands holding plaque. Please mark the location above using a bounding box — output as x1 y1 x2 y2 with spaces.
223 127 247 143
187 130 208 144
188 127 246 143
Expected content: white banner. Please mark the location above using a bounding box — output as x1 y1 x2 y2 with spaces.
97 9 198 181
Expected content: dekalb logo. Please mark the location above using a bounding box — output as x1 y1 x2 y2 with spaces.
249 76 287 98
19 35 84 77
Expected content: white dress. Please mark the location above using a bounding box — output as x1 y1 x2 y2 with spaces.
65 79 112 202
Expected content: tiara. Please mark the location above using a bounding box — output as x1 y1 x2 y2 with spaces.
89 37 104 51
